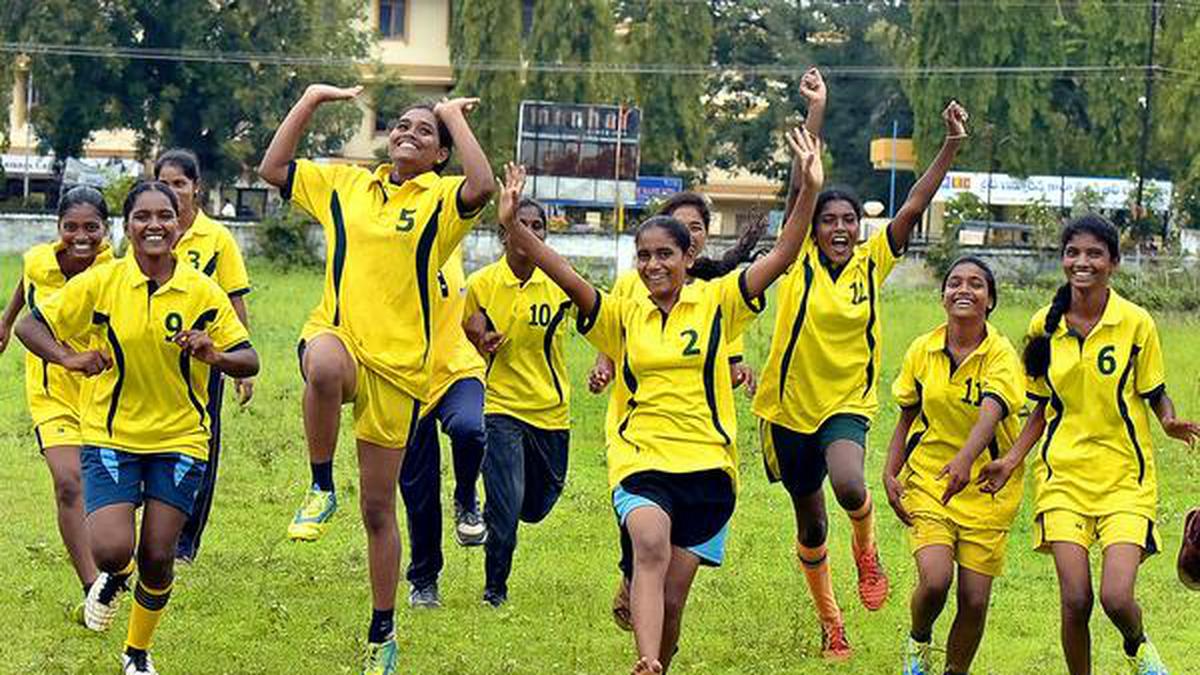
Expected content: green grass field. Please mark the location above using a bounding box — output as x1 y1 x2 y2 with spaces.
1 254 1198 674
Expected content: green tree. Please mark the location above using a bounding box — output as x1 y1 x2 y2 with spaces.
526 0 620 103
12 1 373 183
451 0 523 165
624 1 712 175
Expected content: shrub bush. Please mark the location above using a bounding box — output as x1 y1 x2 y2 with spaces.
255 205 321 268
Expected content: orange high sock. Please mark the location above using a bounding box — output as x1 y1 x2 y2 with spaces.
796 542 842 626
848 492 876 555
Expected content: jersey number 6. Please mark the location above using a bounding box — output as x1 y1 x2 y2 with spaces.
1097 345 1117 375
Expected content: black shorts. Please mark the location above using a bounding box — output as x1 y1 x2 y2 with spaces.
614 469 736 567
760 414 869 496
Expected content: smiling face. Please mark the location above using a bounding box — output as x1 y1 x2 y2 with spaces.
156 163 198 219
667 204 707 256
125 190 179 258
58 203 108 262
388 107 449 175
815 199 861 266
636 225 693 301
503 204 547 261
1061 231 1117 292
941 261 993 322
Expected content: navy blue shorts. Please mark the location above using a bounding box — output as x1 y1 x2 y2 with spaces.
81 446 208 516
614 469 736 567
760 414 869 496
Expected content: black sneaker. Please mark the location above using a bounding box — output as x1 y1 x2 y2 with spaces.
481 588 507 608
408 583 441 609
455 502 487 547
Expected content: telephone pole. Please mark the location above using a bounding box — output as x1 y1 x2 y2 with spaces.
1135 0 1160 214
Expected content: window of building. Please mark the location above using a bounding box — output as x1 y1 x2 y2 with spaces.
379 0 407 39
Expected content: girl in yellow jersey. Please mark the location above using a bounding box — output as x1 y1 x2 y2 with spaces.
462 196 573 607
0 186 113 617
153 148 254 563
979 215 1199 675
883 257 1024 675
500 119 821 674
602 69 828 629
15 182 259 675
258 83 494 675
752 100 969 660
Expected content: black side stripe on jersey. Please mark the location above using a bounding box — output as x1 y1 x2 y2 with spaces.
902 380 925 460
703 308 732 446
481 308 498 376
415 201 442 361
1041 378 1065 481
543 301 571 405
27 283 51 392
178 309 220 434
1116 344 1147 484
92 312 125 437
987 436 1001 461
202 253 218 277
862 258 879 398
330 192 348 326
617 342 638 448
777 257 815 402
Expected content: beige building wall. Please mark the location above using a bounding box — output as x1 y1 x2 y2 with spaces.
696 166 784 236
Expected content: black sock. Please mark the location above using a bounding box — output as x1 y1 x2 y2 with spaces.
911 630 932 644
368 608 394 643
1123 634 1145 657
311 460 334 492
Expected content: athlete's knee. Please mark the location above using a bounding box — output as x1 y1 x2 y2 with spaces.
135 541 175 587
917 567 953 602
51 473 84 509
957 584 990 619
93 539 134 572
304 348 350 396
359 492 397 535
1059 584 1094 622
1099 584 1137 622
663 587 688 621
831 478 867 512
443 414 485 446
631 531 671 571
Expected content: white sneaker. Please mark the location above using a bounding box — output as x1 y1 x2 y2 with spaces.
122 650 158 675
454 503 487 547
84 571 127 632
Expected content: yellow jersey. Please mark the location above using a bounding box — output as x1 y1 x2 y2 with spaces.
1026 291 1166 520
174 211 251 297
465 258 572 430
892 323 1025 529
604 269 746 446
33 256 250 459
580 269 765 487
22 241 114 426
426 246 485 410
286 160 481 402
753 229 900 433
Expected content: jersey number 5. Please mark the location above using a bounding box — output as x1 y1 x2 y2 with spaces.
396 208 416 232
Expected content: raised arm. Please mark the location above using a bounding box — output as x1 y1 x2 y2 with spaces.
498 164 597 317
0 278 24 354
432 98 496 211
741 127 823 298
883 406 920 526
978 399 1045 494
785 68 827 220
257 84 364 188
889 100 968 252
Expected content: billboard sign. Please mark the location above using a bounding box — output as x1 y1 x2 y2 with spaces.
517 101 641 207
935 171 1173 211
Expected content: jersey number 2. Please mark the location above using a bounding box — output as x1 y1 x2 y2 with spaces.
680 329 701 356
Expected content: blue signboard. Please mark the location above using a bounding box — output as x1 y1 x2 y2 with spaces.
635 176 684 205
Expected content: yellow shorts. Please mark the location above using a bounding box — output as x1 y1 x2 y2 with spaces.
909 514 1010 577
299 325 420 450
34 415 83 452
1034 509 1161 556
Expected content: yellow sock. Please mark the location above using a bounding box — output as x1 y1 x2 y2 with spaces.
796 542 842 626
848 493 876 555
125 581 172 651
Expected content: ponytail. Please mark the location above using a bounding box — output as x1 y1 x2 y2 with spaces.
1023 283 1071 378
